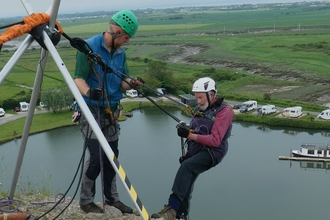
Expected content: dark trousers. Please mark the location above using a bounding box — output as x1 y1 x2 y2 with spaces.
80 138 119 205
172 150 214 217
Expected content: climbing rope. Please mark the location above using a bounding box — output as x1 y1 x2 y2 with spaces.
30 193 65 207
0 196 18 213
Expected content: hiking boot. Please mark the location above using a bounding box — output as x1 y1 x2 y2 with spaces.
80 202 103 213
151 205 176 220
105 200 133 214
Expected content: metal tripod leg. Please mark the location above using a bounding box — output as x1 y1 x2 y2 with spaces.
0 35 34 85
7 0 58 200
9 48 48 199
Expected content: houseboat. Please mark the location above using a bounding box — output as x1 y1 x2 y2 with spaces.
292 143 330 158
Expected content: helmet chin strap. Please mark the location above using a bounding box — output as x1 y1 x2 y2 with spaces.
206 92 212 107
107 25 125 49
199 92 211 111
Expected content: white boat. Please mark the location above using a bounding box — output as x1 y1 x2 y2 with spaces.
292 143 330 158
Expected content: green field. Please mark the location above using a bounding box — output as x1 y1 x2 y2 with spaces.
1 2 330 108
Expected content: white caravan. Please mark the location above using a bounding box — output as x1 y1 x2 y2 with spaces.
0 108 5 117
282 106 303 118
126 89 138 98
239 100 257 113
261 105 277 115
318 109 330 120
19 102 29 112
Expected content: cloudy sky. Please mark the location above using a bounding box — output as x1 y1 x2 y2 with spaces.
0 0 317 18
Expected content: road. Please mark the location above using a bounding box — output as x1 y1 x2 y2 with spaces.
0 109 49 126
0 96 173 126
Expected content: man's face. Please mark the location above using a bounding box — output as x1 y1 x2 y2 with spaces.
114 31 131 48
194 92 209 111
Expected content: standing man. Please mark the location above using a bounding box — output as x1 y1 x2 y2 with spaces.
152 77 234 220
74 10 143 213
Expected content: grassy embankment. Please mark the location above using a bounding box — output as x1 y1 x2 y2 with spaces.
1 5 330 143
0 101 179 144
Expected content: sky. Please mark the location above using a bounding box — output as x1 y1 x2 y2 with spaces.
0 0 320 18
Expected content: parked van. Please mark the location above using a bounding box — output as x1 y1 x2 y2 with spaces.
261 105 277 115
0 108 5 117
126 89 138 98
282 106 303 118
239 100 257 113
318 109 330 120
19 102 29 112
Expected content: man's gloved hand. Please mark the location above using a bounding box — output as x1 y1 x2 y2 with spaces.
176 121 190 138
130 77 145 88
87 88 102 100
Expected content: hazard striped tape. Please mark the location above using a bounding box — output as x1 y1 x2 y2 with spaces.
111 155 150 220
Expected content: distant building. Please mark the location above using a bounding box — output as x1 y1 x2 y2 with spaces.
179 94 197 106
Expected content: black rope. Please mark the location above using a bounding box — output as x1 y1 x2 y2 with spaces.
0 21 24 30
137 91 182 123
34 132 91 220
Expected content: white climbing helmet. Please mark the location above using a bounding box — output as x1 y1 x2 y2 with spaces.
192 77 217 94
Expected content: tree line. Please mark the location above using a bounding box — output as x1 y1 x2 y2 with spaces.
0 60 244 113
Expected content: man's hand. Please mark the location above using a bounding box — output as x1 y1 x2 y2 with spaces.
87 88 102 100
130 77 145 88
176 121 190 138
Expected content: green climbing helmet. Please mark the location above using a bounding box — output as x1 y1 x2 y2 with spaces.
112 10 138 37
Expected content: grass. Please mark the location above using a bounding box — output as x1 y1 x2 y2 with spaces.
129 29 330 78
234 113 330 130
0 111 74 144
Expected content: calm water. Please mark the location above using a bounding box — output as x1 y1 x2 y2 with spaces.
1 108 330 220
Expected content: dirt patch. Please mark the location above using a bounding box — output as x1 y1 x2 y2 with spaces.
316 94 330 107
153 43 330 104
166 45 203 63
270 86 301 93
234 85 301 94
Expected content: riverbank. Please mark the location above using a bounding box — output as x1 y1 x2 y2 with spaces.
0 194 143 220
0 99 180 144
1 99 330 144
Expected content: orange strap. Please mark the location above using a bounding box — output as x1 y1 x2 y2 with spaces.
0 12 63 45
55 21 64 34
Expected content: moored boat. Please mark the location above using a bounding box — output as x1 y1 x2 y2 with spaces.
292 143 330 158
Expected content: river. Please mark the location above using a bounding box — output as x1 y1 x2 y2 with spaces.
1 108 330 220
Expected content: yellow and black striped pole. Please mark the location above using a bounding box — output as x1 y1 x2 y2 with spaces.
111 155 150 220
